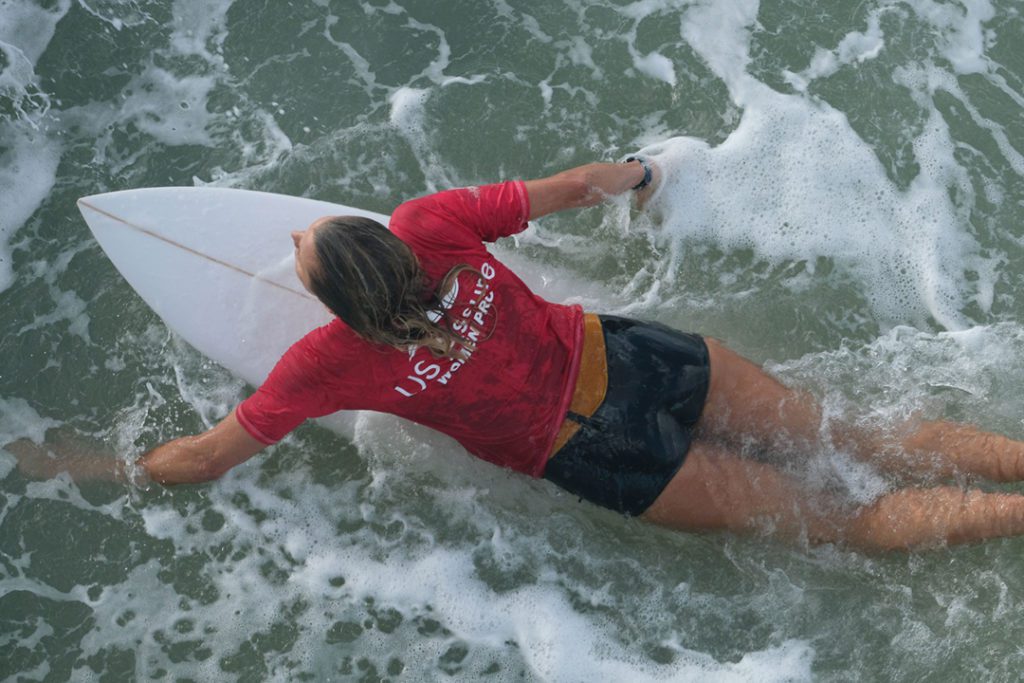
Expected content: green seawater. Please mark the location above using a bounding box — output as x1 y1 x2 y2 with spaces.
2 0 1024 680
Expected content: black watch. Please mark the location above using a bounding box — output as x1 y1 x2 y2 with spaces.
625 156 652 191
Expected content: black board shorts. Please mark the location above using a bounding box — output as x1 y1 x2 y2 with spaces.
543 315 711 516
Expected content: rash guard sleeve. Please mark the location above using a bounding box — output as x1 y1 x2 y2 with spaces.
235 332 344 444
389 180 531 250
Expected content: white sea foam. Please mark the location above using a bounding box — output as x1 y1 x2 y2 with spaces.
633 50 677 86
0 129 61 291
321 20 379 96
0 396 59 447
904 0 995 75
168 0 233 64
679 0 759 101
75 443 815 682
0 0 70 293
784 10 888 90
564 35 602 79
115 67 220 147
301 542 815 681
0 0 70 65
620 0 998 330
389 86 455 191
616 1 682 86
639 93 977 329
16 286 90 340
491 0 553 44
77 0 153 30
773 322 1024 433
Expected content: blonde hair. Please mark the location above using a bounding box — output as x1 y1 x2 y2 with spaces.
308 217 482 358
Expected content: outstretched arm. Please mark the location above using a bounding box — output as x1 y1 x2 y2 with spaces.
523 159 660 219
137 410 265 485
9 410 265 486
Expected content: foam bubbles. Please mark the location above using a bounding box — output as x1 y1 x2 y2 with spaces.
101 454 818 681
640 90 977 329
785 10 888 91
0 130 61 291
0 396 60 446
773 321 1024 433
633 51 677 86
628 0 998 331
389 86 430 131
0 0 70 293
388 86 455 191
679 0 759 100
0 0 70 65
904 0 996 75
168 0 233 63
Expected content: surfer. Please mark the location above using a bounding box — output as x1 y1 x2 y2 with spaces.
15 158 1024 551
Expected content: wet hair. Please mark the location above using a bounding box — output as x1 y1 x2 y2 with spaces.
307 216 474 358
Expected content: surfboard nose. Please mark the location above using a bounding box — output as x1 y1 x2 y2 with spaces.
77 188 158 228
77 194 115 222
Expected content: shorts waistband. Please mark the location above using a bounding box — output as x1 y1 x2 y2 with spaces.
548 313 607 459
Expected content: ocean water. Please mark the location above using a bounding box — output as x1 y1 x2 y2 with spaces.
2 0 1024 680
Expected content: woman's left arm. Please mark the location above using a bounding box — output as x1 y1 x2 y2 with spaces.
523 159 660 220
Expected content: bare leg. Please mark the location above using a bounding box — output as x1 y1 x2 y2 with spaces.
846 486 1024 550
641 442 843 545
700 339 1024 482
897 421 1024 482
643 443 1024 551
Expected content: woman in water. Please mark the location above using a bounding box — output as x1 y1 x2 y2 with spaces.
16 158 1024 550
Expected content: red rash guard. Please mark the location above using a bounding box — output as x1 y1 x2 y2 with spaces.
235 181 585 476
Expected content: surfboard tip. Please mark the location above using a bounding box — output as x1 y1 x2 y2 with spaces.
76 196 98 214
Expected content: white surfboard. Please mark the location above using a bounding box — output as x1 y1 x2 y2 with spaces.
77 187 390 435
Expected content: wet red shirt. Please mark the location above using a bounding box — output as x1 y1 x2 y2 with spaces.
235 181 584 476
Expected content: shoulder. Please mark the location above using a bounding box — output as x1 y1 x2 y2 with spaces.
271 319 357 382
390 181 530 249
236 319 360 444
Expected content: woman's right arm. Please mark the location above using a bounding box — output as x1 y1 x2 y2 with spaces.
523 159 661 219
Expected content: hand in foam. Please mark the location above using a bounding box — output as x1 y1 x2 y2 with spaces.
6 439 59 478
5 433 126 482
